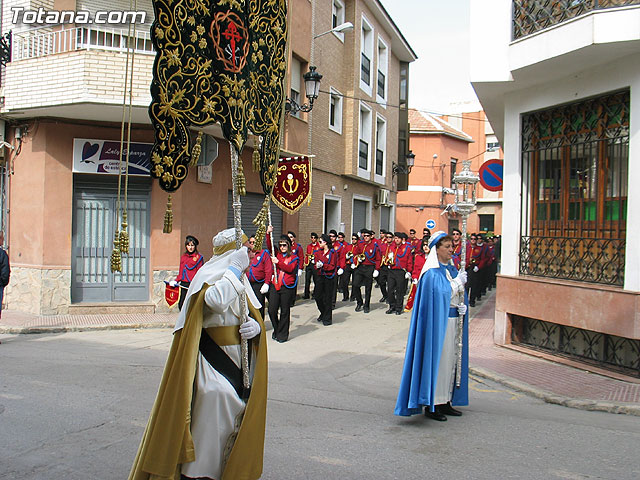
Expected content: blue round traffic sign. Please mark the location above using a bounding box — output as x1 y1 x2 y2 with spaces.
426 219 436 229
479 159 503 192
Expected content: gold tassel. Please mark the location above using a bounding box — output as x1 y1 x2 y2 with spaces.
163 194 173 234
190 131 203 167
252 144 260 172
237 156 246 196
119 212 129 254
110 231 122 272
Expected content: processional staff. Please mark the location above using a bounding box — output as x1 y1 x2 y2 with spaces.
452 160 479 387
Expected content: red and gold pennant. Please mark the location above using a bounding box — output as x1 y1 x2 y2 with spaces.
271 156 312 214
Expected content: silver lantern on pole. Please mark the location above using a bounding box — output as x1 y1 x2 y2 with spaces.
452 159 479 386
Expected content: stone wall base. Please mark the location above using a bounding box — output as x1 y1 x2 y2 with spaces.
5 267 72 315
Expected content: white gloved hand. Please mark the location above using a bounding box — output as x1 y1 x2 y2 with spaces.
458 303 468 316
315 261 323 268
405 272 411 280
229 246 250 273
239 318 261 340
337 268 344 275
298 269 303 277
412 278 418 284
457 270 468 284
373 269 379 278
260 283 269 294
351 263 356 270
473 266 479 272
169 280 178 287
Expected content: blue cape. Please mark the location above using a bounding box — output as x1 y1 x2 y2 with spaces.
394 263 469 416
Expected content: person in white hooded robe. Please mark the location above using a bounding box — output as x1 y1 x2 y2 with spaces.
129 228 268 480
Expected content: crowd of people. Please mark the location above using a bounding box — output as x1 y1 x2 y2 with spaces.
169 229 500 345
233 225 499 343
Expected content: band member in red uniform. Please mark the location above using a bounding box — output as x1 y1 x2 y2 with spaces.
408 229 422 252
340 234 358 302
486 236 497 291
247 236 273 319
335 232 347 299
467 233 488 307
287 230 304 306
352 230 381 313
378 232 394 303
386 232 413 315
328 230 342 308
173 235 204 310
303 232 321 299
269 235 300 343
313 234 338 326
451 228 463 270
405 238 429 311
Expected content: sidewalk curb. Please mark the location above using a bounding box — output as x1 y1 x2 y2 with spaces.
470 366 640 417
0 322 175 334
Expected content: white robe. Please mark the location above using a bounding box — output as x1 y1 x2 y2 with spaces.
180 270 258 480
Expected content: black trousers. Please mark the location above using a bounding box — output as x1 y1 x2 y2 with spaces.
353 264 374 309
468 267 481 303
339 269 352 300
250 280 267 319
178 281 190 311
377 266 389 300
387 269 407 313
268 286 295 342
303 265 316 298
314 275 334 325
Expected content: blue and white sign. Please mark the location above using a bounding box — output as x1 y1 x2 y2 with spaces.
426 219 436 229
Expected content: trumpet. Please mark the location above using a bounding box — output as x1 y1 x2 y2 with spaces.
345 251 354 263
383 251 394 266
356 253 366 266
305 253 315 267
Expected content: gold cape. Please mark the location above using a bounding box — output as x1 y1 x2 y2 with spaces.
128 284 268 480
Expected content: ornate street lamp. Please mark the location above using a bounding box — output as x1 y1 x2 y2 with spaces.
452 159 479 386
392 150 415 176
285 66 323 115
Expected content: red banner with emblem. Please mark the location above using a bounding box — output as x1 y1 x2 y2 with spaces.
271 156 312 214
165 283 180 307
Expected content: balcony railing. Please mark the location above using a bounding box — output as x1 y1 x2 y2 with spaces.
519 235 625 286
12 26 153 61
512 0 640 40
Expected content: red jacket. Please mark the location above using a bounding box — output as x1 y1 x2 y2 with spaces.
313 248 338 278
468 243 490 270
247 249 273 284
332 241 345 269
355 240 381 269
305 242 321 267
379 241 394 268
273 252 299 289
176 252 204 283
342 243 357 267
390 242 413 271
452 242 463 269
411 251 426 279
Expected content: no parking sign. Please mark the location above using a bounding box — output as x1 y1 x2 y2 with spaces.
479 159 503 192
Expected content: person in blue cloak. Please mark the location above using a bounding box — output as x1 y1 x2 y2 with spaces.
395 230 469 421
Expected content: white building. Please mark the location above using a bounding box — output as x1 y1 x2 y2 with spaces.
470 0 640 376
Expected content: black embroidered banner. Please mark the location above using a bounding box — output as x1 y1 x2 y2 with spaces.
149 0 288 193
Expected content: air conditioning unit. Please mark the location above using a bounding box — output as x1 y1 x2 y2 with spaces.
376 188 390 206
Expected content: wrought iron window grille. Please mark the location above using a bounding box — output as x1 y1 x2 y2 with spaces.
512 0 640 40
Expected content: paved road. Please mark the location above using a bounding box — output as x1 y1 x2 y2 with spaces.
1 303 639 479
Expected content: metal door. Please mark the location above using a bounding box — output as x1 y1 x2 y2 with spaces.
227 191 283 241
72 189 150 303
353 199 367 235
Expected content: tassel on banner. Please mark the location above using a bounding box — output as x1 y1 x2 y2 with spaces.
252 145 260 172
163 194 173 234
110 231 122 272
119 212 129 255
237 156 246 196
190 131 203 167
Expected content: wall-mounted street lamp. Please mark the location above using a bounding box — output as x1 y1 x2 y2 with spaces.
285 66 323 115
392 150 416 176
314 21 354 39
